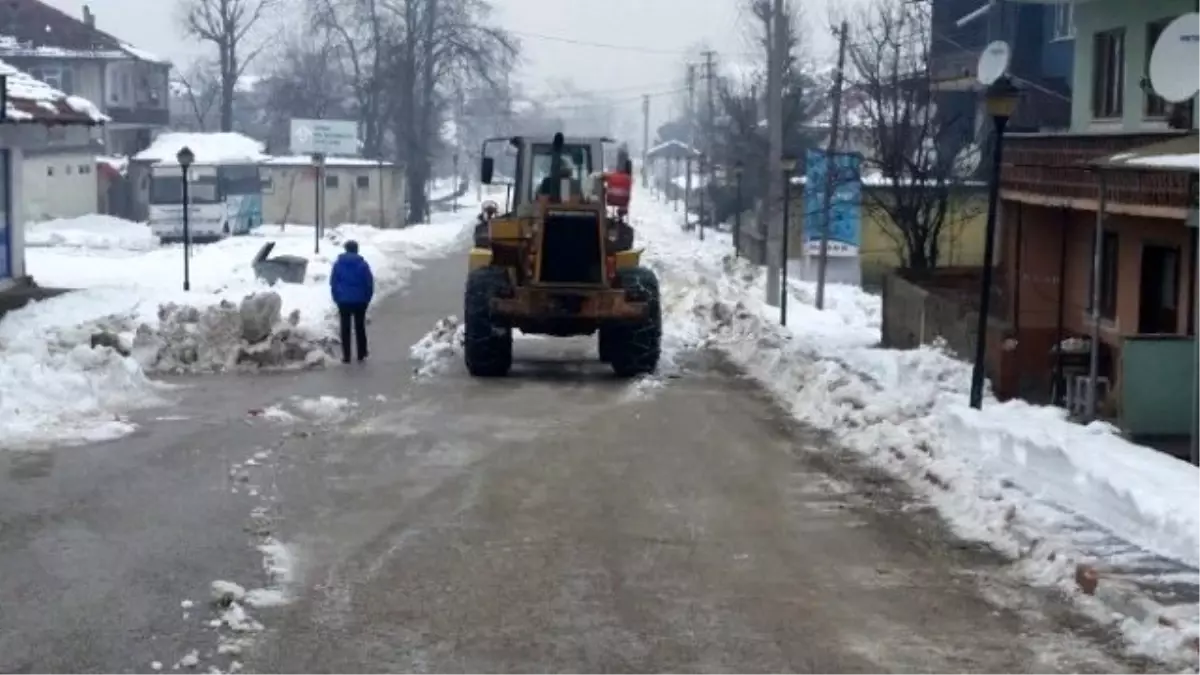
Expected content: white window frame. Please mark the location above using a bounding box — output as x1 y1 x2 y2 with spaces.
1052 1 1075 41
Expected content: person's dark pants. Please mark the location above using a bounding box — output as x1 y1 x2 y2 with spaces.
337 303 369 362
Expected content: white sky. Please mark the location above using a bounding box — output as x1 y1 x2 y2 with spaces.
38 0 850 135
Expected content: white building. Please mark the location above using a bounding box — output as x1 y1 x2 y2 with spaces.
0 59 107 293
261 156 406 228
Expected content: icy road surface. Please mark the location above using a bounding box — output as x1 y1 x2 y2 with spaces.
0 246 1167 673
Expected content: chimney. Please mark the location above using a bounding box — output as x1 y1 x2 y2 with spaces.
82 5 94 29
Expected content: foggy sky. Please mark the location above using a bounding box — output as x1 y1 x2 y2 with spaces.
38 0 845 135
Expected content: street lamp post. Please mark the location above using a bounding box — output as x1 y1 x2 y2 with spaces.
780 157 797 327
969 76 1021 409
452 152 460 213
733 160 744 259
176 146 195 292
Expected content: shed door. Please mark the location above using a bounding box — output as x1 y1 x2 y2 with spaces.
0 149 10 280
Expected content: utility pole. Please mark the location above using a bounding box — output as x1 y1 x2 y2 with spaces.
764 0 786 307
702 49 716 241
641 94 650 187
816 20 849 311
685 63 696 229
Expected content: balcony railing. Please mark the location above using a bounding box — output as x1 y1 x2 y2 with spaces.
1001 131 1195 210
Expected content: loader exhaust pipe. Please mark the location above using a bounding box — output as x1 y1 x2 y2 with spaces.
549 132 566 203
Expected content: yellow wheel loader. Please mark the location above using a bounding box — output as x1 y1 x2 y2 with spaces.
465 133 660 377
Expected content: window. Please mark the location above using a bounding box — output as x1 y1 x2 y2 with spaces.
325 175 340 189
356 175 370 189
29 66 73 94
1138 243 1180 333
46 166 54 177
1092 28 1125 119
528 143 593 201
149 175 219 204
1089 230 1120 321
1052 2 1075 41
1144 17 1173 118
79 165 90 174
261 176 274 194
218 165 262 196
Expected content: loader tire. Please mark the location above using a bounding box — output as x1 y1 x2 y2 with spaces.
463 266 512 377
606 266 662 377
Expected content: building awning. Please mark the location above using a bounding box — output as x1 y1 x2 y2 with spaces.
1093 133 1200 174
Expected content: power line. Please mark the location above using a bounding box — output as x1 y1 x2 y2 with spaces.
527 80 685 101
458 87 688 119
508 29 757 58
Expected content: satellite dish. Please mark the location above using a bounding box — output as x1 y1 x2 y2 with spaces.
1149 12 1200 103
976 40 1012 86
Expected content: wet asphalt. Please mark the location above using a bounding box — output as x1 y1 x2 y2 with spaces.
0 242 1165 673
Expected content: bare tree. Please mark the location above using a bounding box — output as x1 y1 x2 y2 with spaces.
259 31 352 151
843 0 980 272
180 0 280 131
173 59 222 131
308 0 396 156
700 0 826 224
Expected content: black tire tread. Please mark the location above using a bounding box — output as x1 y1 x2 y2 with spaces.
605 266 662 377
463 266 513 377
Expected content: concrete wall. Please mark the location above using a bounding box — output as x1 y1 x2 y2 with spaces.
1072 0 1200 132
785 187 989 286
881 271 1019 398
262 164 406 228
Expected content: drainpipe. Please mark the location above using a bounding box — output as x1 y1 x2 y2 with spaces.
1052 207 1069 404
1086 170 1107 421
1013 201 1024 334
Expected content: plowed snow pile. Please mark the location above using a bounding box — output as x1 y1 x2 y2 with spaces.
632 196 1200 668
1 213 472 448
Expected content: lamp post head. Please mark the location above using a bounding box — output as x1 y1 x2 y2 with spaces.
985 75 1021 121
176 146 195 168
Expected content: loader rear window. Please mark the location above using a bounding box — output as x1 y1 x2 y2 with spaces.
529 143 592 200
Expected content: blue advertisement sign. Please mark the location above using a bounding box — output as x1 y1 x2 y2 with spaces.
802 148 862 256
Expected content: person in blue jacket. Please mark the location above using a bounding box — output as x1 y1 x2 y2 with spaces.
329 240 374 363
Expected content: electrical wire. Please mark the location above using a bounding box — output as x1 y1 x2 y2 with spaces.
507 28 759 59
457 87 689 119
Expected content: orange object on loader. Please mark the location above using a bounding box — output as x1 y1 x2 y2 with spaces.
604 170 632 208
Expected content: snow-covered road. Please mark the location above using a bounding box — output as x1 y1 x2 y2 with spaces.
0 196 1194 672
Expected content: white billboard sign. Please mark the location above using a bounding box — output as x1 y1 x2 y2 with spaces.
290 118 360 156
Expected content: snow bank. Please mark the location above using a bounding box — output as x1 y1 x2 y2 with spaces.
25 214 158 251
1 213 472 449
632 196 1200 664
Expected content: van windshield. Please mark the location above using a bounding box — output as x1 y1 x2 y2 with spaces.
149 175 219 204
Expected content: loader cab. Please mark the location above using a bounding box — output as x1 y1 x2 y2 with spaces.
480 134 610 213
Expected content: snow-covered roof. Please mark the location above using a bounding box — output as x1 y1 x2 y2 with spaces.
647 139 700 159
133 132 268 166
0 36 167 65
790 172 986 188
96 155 129 175
264 155 395 168
1098 135 1200 174
118 42 168 65
0 58 107 124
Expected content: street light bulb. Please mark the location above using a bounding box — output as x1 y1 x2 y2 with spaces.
176 146 194 167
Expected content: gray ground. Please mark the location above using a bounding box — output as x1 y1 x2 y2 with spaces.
0 247 1162 673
